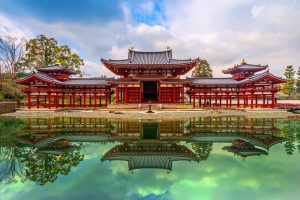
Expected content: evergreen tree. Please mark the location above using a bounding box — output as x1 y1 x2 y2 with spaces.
296 67 300 93
191 59 213 78
19 34 84 75
282 65 295 99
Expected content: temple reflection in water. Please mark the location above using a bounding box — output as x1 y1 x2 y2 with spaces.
1 116 290 185
15 117 283 170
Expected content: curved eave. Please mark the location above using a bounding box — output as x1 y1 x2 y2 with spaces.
16 74 61 86
101 58 198 76
223 64 268 74
242 72 287 84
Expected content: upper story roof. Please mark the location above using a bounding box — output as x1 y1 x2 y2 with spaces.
223 59 268 75
101 48 199 76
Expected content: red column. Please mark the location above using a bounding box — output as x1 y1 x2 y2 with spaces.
251 91 254 109
181 87 184 103
199 95 201 107
124 85 128 103
94 93 97 107
139 83 142 102
48 93 52 109
62 93 64 108
116 87 119 103
55 94 58 109
37 95 39 109
263 94 266 108
84 93 86 108
105 91 108 107
204 93 207 107
229 94 232 107
79 96 82 107
271 92 275 108
243 92 246 108
27 93 31 109
214 93 217 107
89 96 92 107
237 92 240 108
255 95 258 108
193 91 196 108
73 94 75 108
172 86 175 103
69 96 72 107
226 93 228 107
44 96 47 108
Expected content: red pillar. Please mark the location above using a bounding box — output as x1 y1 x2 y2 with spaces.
243 92 246 108
105 91 108 107
37 95 39 109
263 94 266 108
271 92 275 108
255 95 258 108
226 93 229 107
27 93 31 109
62 94 64 108
48 93 52 109
181 87 184 103
55 94 58 109
116 87 119 103
237 93 240 108
204 93 207 107
44 96 47 108
193 91 196 108
229 94 232 107
69 96 72 107
251 92 254 109
73 94 75 108
199 95 201 107
124 85 128 103
84 93 86 108
172 86 175 103
214 93 217 107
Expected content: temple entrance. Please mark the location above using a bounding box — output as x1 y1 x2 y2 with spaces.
142 81 158 102
142 122 158 139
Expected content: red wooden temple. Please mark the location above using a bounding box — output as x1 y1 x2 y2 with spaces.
17 48 286 109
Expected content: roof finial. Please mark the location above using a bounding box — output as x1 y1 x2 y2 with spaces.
129 46 134 50
55 60 61 65
166 46 171 50
241 58 247 64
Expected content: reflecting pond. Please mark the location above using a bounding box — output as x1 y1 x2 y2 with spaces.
1 116 300 200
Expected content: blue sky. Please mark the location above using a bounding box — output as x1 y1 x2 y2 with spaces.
0 0 299 77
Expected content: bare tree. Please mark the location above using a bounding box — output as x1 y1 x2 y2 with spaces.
0 36 26 79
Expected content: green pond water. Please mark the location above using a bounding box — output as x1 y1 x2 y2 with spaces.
0 116 300 200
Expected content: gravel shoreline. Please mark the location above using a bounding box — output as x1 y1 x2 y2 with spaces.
0 109 297 119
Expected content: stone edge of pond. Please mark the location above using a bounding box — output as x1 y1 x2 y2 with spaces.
0 109 298 119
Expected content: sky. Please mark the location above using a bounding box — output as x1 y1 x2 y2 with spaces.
0 0 299 77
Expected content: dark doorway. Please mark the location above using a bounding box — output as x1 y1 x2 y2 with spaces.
142 81 158 102
142 122 158 139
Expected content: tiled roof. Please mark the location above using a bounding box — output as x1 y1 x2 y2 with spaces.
190 71 286 85
36 65 77 74
101 49 199 66
16 73 63 84
62 78 108 86
240 70 286 83
223 63 268 74
190 78 239 85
